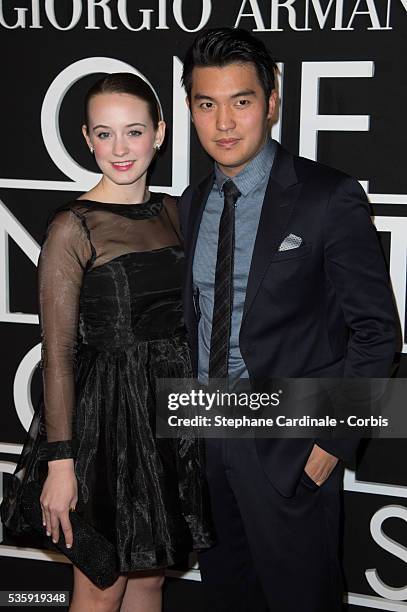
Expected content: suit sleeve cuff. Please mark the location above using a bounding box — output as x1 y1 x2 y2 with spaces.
315 438 360 463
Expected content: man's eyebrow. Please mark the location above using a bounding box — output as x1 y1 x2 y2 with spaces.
193 94 215 101
231 89 256 98
193 90 257 101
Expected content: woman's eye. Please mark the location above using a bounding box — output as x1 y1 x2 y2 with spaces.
129 130 142 136
96 132 110 139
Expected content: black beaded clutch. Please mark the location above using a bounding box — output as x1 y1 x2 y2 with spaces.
21 482 119 589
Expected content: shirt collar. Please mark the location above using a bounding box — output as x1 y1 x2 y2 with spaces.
214 137 277 197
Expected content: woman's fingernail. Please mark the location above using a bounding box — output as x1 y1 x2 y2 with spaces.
66 544 72 549
52 539 57 544
46 531 51 536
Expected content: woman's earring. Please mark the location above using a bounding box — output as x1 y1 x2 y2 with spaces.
89 146 94 154
154 143 161 151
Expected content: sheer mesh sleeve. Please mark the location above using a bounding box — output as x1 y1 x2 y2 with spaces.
38 209 93 461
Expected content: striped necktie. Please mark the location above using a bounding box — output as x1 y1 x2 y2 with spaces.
208 179 241 379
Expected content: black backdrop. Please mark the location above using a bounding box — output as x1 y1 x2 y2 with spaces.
1 1 407 610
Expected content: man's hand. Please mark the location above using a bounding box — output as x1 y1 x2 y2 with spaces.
304 444 338 487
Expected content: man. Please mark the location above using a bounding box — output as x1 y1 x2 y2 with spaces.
178 28 397 611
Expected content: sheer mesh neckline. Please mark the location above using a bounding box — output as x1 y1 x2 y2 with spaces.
77 191 166 219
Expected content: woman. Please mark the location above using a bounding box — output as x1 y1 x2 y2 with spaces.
1 73 213 611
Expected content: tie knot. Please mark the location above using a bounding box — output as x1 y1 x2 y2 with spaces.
223 180 241 204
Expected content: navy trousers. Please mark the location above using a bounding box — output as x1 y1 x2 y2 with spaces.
198 438 344 612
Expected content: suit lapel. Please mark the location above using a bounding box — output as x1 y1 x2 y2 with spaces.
242 145 302 324
184 173 214 314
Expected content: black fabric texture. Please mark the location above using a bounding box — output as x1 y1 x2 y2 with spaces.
209 180 241 379
21 481 119 589
1 193 214 576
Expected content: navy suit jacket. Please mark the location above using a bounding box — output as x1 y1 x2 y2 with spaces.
178 143 398 497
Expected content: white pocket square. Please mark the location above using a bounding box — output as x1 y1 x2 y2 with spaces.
278 234 303 251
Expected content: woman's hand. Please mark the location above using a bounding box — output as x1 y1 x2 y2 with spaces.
40 458 77 548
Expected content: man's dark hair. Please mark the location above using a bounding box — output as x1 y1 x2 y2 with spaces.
182 27 277 103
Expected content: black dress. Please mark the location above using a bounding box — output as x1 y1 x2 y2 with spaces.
1 193 213 571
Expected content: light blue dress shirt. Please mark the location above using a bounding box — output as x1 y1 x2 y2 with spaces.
193 138 277 382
